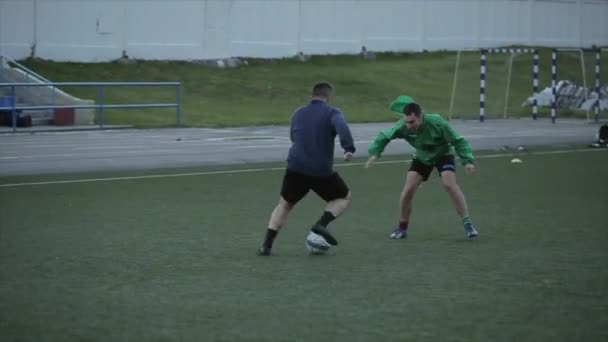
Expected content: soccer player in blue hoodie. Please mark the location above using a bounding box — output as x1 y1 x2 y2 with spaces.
258 82 356 256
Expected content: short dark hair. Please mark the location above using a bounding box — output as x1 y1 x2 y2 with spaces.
312 82 334 98
403 102 422 116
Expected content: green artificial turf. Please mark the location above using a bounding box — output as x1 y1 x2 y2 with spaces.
1 148 607 341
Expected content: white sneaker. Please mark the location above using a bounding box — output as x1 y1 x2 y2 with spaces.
390 227 407 239
465 225 479 238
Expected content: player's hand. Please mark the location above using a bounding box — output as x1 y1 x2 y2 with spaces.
464 163 475 175
365 155 378 168
343 151 353 162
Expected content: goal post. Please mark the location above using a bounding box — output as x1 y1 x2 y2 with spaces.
552 48 604 123
449 48 539 122
482 48 539 122
448 49 480 120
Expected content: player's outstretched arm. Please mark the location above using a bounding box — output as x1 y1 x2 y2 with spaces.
366 120 406 168
364 155 378 168
331 111 356 156
464 163 475 175
441 120 474 168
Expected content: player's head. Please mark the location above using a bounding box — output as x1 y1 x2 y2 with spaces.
312 82 334 102
403 102 423 131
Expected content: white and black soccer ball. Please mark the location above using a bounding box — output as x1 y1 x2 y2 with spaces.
305 232 330 255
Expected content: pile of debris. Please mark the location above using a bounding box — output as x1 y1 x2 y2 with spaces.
522 81 608 111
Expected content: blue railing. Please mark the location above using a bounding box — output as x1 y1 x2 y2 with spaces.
0 81 182 132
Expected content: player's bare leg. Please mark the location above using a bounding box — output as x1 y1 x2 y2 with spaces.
325 191 351 217
391 171 424 239
311 192 351 246
440 171 478 238
440 171 468 217
268 197 293 230
258 197 294 255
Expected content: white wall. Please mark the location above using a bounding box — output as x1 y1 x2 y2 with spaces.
0 0 35 58
1 0 607 62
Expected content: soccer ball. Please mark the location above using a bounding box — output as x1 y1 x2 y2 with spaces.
305 232 331 255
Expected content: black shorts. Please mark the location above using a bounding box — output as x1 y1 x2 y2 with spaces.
280 169 349 204
409 155 456 181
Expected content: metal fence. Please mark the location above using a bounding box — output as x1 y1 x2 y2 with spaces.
0 81 182 132
0 55 56 106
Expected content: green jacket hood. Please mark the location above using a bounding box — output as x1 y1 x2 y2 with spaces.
389 95 415 115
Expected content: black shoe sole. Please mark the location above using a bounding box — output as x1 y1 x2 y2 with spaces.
311 226 338 246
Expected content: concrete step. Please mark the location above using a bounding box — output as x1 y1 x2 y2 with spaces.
21 109 54 126
23 109 53 118
32 117 53 125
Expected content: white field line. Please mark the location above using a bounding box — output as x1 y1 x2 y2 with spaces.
0 148 604 188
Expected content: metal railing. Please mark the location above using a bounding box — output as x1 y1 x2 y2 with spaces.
0 55 55 106
0 55 53 83
0 81 182 132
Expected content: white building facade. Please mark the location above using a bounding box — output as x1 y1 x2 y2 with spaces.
1 0 607 62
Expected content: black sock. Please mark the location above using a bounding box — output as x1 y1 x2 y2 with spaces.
263 229 278 248
316 211 336 228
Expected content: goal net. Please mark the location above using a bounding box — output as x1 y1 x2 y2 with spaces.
448 48 540 121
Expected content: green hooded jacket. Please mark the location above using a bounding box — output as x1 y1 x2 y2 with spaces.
368 95 474 165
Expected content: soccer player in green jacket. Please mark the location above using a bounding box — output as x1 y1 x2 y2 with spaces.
365 95 478 239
